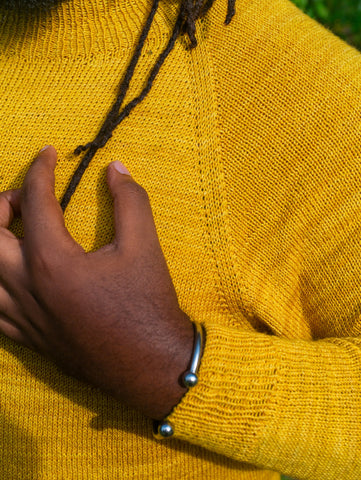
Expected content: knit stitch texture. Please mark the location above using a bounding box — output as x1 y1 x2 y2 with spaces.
0 0 361 478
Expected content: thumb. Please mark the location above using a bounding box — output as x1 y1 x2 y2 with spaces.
107 161 158 252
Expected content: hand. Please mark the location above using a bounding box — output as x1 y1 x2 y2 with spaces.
0 146 194 420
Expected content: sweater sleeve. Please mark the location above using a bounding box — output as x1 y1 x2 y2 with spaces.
169 326 361 480
168 1 361 479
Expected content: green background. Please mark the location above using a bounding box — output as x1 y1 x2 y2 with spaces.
291 0 361 49
279 1 359 479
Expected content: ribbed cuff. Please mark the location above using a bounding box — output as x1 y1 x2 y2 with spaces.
168 323 279 463
167 324 361 479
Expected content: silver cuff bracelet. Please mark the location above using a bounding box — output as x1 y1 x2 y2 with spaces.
153 321 204 439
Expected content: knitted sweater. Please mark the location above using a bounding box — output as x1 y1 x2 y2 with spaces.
0 0 361 478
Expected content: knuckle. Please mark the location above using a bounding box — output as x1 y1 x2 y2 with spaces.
21 179 39 204
0 197 8 221
0 192 8 204
124 181 149 203
22 178 51 204
21 180 33 204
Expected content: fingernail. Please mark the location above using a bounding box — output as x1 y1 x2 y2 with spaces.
39 145 50 153
112 160 131 176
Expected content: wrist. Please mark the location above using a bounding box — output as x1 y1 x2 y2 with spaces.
154 321 204 438
106 310 195 420
143 312 195 420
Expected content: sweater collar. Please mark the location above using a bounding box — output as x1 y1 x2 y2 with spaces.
0 0 179 58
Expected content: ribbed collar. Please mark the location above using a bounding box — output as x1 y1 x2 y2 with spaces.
0 0 179 58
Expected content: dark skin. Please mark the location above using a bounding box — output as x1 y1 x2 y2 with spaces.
0 146 194 420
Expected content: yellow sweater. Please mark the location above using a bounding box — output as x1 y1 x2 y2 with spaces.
0 0 361 478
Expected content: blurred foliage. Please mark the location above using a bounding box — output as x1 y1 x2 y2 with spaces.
291 0 361 49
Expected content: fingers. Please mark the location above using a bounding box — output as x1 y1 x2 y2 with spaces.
0 288 33 348
21 146 77 258
0 189 21 229
107 161 159 252
0 316 31 347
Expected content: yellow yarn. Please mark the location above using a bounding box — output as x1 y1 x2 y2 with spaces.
0 0 360 478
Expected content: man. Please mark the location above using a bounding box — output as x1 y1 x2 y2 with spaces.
0 0 360 478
